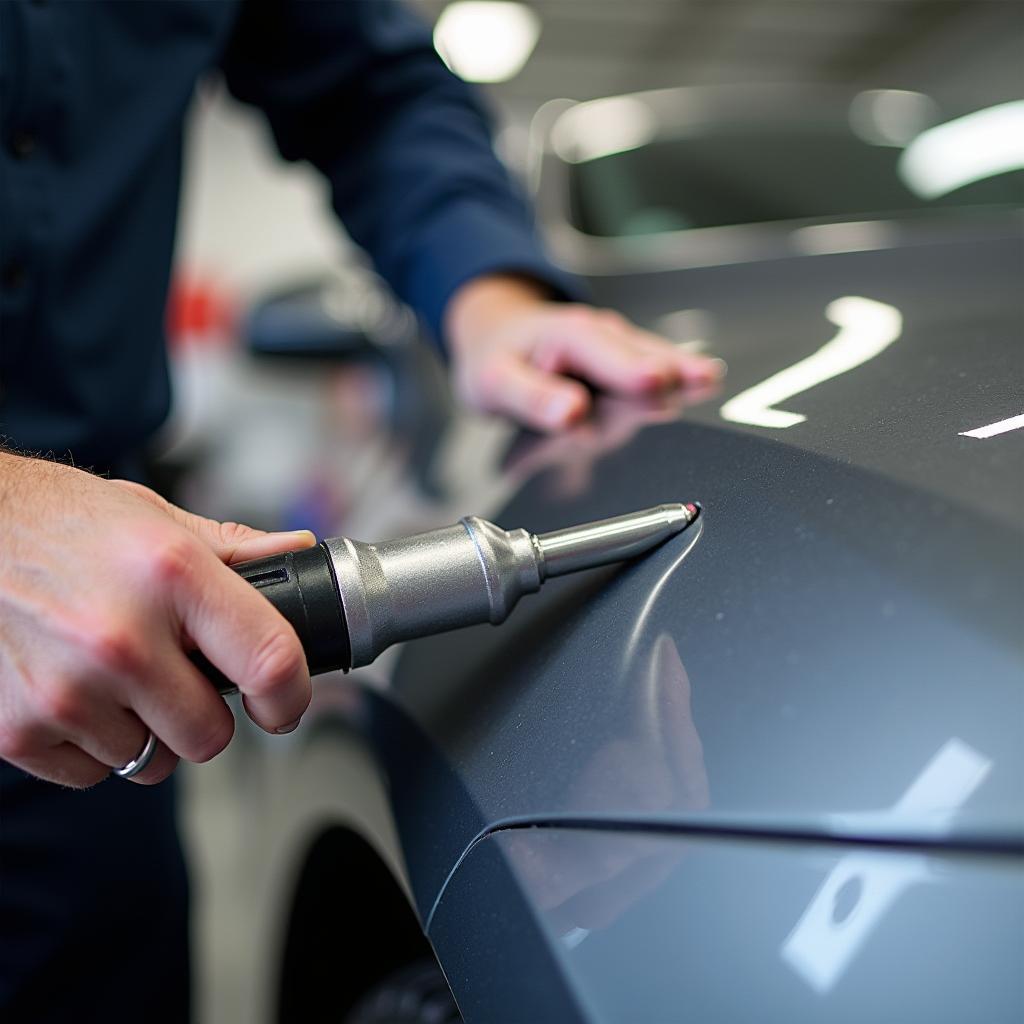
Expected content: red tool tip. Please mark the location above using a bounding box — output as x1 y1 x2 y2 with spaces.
685 502 700 519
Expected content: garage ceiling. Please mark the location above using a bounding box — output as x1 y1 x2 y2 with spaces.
411 0 1024 112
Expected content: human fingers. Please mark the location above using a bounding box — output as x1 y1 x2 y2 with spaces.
120 737 180 786
59 700 180 786
462 351 592 432
626 324 727 386
0 460 254 784
177 516 317 566
168 542 311 733
0 645 192 785
109 481 318 565
582 307 725 386
7 635 233 778
531 309 677 395
7 739 112 789
40 691 160 776
31 730 179 789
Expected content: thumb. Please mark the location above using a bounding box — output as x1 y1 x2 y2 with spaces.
109 479 317 564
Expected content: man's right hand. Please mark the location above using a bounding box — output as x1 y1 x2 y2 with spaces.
0 452 316 788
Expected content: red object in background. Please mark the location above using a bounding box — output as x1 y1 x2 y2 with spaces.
165 273 239 350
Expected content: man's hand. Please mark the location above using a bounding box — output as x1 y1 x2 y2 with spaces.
445 274 725 432
0 453 316 788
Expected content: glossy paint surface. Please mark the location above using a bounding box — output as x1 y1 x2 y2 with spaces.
366 230 1023 921
590 231 1024 528
430 827 1023 1023
284 223 1022 1022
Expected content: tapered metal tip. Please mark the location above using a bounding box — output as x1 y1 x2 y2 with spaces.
536 502 700 579
657 502 700 531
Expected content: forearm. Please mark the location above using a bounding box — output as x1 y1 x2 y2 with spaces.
221 0 576 343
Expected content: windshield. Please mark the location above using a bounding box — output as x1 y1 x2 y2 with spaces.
568 124 1024 238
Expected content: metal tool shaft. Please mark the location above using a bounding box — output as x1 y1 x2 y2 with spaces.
325 502 699 668
537 503 698 578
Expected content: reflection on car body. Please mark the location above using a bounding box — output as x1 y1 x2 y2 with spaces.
782 737 992 994
257 81 1023 1024
719 295 902 429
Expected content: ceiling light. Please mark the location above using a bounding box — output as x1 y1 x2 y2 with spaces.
433 1 540 84
898 100 1024 199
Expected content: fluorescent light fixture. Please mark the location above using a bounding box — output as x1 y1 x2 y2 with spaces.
848 89 938 147
434 1 540 84
898 100 1024 199
720 296 902 429
551 96 658 164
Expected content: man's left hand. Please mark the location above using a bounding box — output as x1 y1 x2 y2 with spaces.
445 274 725 432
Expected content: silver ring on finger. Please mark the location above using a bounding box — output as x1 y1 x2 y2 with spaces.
113 730 158 779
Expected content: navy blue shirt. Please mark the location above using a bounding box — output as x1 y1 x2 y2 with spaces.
0 0 570 466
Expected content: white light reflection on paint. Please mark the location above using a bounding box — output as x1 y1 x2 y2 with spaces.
621 520 703 667
551 96 658 164
789 221 897 257
781 738 992 994
899 100 1024 200
959 413 1024 439
561 926 591 950
720 296 902 429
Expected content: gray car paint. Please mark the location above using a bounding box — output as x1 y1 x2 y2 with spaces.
325 221 1022 1020
365 226 1022 903
278 218 1022 1020
430 828 1023 1023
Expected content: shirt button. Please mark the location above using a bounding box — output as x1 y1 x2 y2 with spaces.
11 131 37 159
2 263 27 290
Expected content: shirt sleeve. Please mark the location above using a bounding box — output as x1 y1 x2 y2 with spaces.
219 0 582 347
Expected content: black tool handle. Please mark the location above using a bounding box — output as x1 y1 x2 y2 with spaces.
190 544 352 696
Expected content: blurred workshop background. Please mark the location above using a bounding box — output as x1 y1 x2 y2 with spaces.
167 2 1024 1020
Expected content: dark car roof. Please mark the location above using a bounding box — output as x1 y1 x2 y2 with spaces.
591 229 1024 529
376 225 1023 910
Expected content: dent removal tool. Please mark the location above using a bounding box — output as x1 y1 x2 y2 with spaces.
194 503 700 694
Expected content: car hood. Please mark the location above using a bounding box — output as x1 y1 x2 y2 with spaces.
369 228 1023 912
